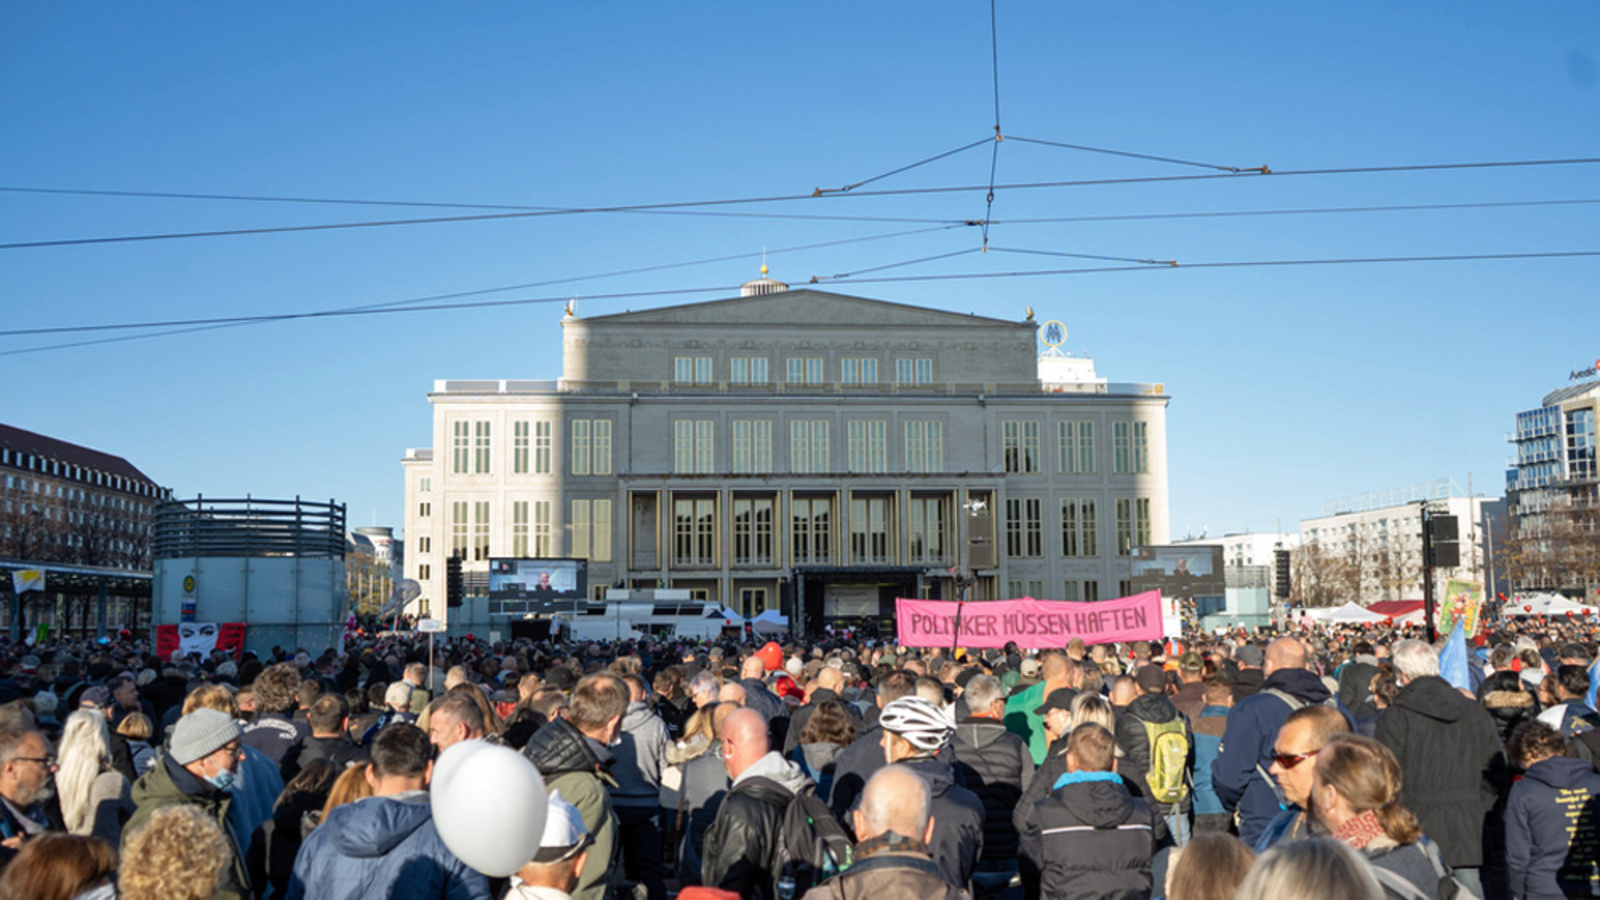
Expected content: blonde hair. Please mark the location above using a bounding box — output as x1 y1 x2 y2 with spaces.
55 711 115 835
1315 734 1423 844
117 711 153 742
118 805 231 900
319 762 374 824
1235 838 1382 900
182 683 239 719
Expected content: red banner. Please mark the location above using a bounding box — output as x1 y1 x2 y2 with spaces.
156 622 248 661
894 592 1163 648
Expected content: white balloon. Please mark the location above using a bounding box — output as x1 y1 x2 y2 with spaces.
430 740 549 877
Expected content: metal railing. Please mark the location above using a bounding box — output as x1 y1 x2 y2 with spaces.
153 496 346 559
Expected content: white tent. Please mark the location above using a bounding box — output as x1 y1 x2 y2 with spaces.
1313 602 1390 625
714 606 746 626
1505 594 1600 617
750 609 790 634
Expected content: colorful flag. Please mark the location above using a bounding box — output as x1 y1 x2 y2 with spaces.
11 569 44 594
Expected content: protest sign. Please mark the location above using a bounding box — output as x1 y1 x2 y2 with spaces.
895 591 1163 648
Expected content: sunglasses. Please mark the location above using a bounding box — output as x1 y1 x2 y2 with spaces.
1271 748 1320 769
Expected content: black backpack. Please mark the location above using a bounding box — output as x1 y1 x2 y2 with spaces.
774 790 854 897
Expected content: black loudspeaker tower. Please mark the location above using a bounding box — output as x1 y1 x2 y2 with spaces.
446 554 464 608
1274 549 1292 599
968 511 997 569
1428 515 1460 569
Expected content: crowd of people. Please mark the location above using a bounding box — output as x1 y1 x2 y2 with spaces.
0 616 1595 900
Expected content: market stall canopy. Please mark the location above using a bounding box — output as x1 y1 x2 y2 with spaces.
1366 600 1425 626
1313 601 1391 624
750 609 789 634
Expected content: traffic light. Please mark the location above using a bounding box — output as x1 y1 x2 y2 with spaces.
446 554 463 607
1427 515 1460 568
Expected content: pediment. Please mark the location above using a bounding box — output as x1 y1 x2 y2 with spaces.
586 289 1026 330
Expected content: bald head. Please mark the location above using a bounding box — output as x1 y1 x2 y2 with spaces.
1040 650 1070 684
1265 638 1307 674
719 681 748 706
816 666 843 693
741 655 765 679
722 707 771 780
856 765 933 843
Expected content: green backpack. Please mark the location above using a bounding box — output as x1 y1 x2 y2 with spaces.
1142 718 1190 806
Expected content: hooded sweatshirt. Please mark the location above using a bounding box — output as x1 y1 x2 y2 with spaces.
701 751 813 900
1506 755 1600 900
611 700 668 809
284 792 491 900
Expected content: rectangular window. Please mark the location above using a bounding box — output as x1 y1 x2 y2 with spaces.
419 564 431 581
1118 579 1132 598
1003 421 1041 474
593 499 611 562
1062 580 1079 602
672 497 716 566
592 420 612 476
850 495 893 564
1136 497 1152 548
1115 498 1134 556
418 535 431 554
740 588 768 618
533 500 552 557
450 501 468 557
790 421 830 474
452 422 470 474
513 421 530 475
535 421 553 474
792 495 834 564
571 500 609 561
474 422 491 474
1005 497 1043 557
732 420 772 474
472 501 490 561
674 420 715 474
1008 580 1045 599
419 477 432 493
572 421 591 476
787 357 824 384
1060 498 1098 557
847 421 887 473
1132 422 1150 474
675 356 713 384
1057 421 1095 474
1114 422 1132 474
1063 580 1100 602
907 494 948 564
841 358 878 384
418 501 432 518
732 496 775 565
730 357 768 385
572 500 591 559
512 502 529 558
895 358 934 384
904 421 944 473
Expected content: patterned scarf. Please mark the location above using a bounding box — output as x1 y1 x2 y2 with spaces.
1334 809 1386 850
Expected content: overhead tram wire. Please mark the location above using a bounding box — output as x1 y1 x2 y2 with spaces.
989 197 1600 225
0 223 970 338
1005 136 1265 173
4 157 1599 252
810 247 985 282
987 246 1178 266
6 248 1597 360
981 0 1003 250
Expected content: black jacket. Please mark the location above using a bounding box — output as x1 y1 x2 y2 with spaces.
280 733 365 782
1013 746 1161 845
829 725 887 819
950 716 1034 863
243 712 310 769
1020 772 1155 900
1480 684 1540 746
1374 675 1506 869
887 756 986 889
701 756 806 900
1337 658 1382 721
784 688 863 754
1113 693 1192 814
1506 755 1600 900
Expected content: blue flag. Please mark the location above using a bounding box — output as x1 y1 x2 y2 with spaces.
1438 620 1470 691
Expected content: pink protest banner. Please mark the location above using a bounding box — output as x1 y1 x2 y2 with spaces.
894 592 1163 649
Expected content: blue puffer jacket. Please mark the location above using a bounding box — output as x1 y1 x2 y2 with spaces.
1211 668 1342 847
284 792 490 900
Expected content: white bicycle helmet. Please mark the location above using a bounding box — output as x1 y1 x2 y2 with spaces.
878 696 956 752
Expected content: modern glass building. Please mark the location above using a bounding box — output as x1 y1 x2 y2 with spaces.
1506 379 1600 594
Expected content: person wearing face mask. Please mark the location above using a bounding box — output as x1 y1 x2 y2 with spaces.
123 707 253 900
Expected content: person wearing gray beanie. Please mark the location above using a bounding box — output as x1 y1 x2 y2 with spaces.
123 708 251 900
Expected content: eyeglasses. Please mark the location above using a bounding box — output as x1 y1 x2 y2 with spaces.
13 756 56 768
1271 748 1320 769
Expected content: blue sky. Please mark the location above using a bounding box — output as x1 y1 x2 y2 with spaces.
2 3 1596 538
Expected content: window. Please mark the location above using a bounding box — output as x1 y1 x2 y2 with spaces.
452 422 470 474
512 502 530 558
1005 497 1043 557
419 501 432 518
673 497 717 566
730 357 768 385
1115 498 1134 556
1114 422 1149 474
740 588 769 618
513 421 530 475
419 477 432 493
451 501 469 558
841 358 878 384
847 421 887 473
792 495 833 564
1118 579 1133 598
472 501 490 561
1003 421 1041 474
571 420 611 476
418 536 431 554
1060 498 1098 557
419 564 431 581
533 500 552 557
675 356 713 384
1057 421 1095 474
535 421 552 474
732 420 772 474
896 358 933 384
474 422 492 474
1008 580 1045 599
732 496 775 565
1136 497 1152 549
787 357 824 384
907 494 948 563
904 421 944 473
850 495 893 564
1063 580 1099 602
675 420 715 474
570 499 611 562
790 421 830 474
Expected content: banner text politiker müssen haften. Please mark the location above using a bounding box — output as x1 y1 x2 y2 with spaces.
894 592 1163 649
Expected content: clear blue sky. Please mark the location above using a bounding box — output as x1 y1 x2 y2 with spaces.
3 3 1596 539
